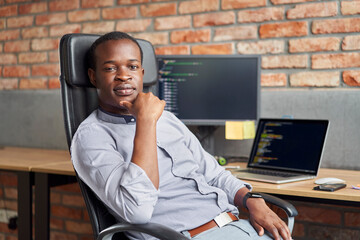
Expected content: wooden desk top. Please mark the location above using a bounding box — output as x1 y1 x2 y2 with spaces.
228 163 360 203
0 147 70 171
1 147 359 203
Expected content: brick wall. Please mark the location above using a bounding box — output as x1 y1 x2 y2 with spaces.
0 0 360 89
0 0 360 239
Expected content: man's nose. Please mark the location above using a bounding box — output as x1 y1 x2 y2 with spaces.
115 67 131 81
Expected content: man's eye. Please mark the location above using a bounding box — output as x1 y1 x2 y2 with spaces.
129 65 139 70
104 67 116 71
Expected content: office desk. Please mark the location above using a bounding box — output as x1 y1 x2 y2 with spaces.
0 147 71 240
229 163 360 206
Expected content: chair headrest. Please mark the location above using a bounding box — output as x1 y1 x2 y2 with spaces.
60 33 158 88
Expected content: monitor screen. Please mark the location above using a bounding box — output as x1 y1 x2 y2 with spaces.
156 55 260 125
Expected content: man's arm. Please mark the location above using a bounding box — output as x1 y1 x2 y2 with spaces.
234 188 292 240
120 92 165 189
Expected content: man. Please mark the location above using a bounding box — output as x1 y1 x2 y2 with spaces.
71 31 292 240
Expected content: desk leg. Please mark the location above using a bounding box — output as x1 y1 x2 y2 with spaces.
17 171 33 240
35 172 49 240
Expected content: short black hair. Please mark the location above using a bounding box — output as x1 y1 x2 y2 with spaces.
87 31 143 70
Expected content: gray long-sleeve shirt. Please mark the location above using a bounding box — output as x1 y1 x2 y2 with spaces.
71 109 251 239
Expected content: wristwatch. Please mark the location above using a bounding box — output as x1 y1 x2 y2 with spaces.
242 192 263 209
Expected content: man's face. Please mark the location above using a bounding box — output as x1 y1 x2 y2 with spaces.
88 39 144 115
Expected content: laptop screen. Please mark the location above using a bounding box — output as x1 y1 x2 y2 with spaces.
248 119 329 174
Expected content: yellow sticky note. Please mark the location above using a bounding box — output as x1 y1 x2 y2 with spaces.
243 121 255 139
225 121 244 140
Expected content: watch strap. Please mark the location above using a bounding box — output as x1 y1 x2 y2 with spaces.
242 192 263 210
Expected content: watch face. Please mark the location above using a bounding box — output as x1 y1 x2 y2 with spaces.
250 193 263 198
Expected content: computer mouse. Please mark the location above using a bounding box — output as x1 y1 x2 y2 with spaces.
314 177 345 185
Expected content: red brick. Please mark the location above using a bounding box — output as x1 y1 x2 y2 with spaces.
342 35 360 51
0 29 20 41
0 79 18 90
62 194 86 207
19 52 47 64
50 24 81 37
31 38 59 51
140 3 176 17
82 22 115 34
65 220 92 234
0 173 17 187
36 13 67 26
341 1 360 15
133 32 168 45
53 183 80 192
179 0 218 14
7 16 34 28
118 0 150 4
191 43 233 55
312 18 360 34
271 0 316 4
0 53 17 64
290 71 339 87
0 5 17 17
155 45 190 55
261 73 287 87
49 0 79 12
50 231 78 240
68 9 100 22
289 37 340 53
343 70 360 87
3 66 30 77
4 187 17 199
296 205 341 224
222 0 266 10
22 27 48 39
32 64 60 76
0 44 2 53
51 205 82 219
102 7 137 20
81 0 113 8
19 2 47 15
155 16 190 30
171 29 210 44
49 77 61 89
312 53 360 69
19 78 47 89
4 40 30 53
50 218 64 230
262 55 308 69
193 12 235 28
238 7 284 23
214 26 257 41
287 2 337 19
117 19 152 32
260 21 307 38
237 40 284 54
0 19 5 29
50 192 61 204
48 51 59 63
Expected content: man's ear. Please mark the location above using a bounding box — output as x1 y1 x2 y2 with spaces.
88 68 97 87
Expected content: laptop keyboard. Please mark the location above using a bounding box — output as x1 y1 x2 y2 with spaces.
246 169 298 178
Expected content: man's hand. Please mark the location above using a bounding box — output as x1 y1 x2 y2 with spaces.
120 92 166 189
247 197 292 240
120 92 166 122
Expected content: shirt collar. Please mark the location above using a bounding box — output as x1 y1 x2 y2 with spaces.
97 107 136 124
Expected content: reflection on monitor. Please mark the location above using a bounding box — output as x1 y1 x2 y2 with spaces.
156 55 260 125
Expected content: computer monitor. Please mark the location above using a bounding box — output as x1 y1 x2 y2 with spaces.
156 55 260 125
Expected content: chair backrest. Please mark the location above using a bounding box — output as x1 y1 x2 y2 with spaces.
59 33 158 239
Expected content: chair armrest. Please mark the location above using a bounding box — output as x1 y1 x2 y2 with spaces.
261 193 298 234
97 222 190 240
261 193 298 217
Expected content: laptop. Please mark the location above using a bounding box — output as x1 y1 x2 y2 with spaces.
233 118 329 184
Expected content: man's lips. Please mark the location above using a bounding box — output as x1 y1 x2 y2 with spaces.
113 86 135 96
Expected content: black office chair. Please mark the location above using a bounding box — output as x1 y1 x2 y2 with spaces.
59 33 298 240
